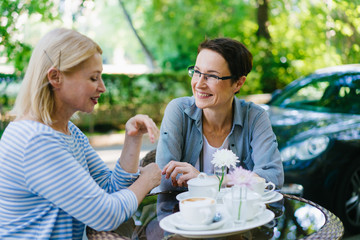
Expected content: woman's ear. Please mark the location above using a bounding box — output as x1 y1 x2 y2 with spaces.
47 68 61 89
233 76 246 93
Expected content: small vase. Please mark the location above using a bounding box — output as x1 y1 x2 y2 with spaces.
214 166 228 191
231 185 247 224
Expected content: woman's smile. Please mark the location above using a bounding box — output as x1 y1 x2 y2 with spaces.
196 91 212 99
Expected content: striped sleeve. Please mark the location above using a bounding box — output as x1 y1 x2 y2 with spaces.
80 134 140 193
23 132 138 231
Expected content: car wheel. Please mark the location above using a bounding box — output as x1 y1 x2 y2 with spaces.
335 162 360 233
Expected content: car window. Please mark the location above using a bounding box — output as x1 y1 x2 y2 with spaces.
272 73 360 114
282 81 329 107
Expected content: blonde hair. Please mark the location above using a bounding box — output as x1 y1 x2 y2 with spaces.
11 28 102 125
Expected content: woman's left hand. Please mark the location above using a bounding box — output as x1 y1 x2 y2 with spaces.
162 160 200 187
125 114 159 143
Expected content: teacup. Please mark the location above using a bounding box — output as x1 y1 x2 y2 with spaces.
251 177 275 198
179 197 216 225
223 186 265 223
187 173 219 198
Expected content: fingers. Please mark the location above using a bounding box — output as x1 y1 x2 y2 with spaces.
140 163 162 188
162 161 199 187
162 160 178 179
126 114 159 142
162 160 187 179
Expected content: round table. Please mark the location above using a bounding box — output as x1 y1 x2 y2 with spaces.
86 191 344 240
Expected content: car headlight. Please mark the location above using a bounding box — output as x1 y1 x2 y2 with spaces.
280 136 330 162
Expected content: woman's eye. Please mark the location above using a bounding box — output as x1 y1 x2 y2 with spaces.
90 77 97 81
209 74 218 79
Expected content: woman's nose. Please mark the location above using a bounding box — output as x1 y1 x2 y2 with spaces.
98 78 106 93
196 74 207 86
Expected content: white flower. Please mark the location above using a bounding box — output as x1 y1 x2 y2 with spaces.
211 149 239 169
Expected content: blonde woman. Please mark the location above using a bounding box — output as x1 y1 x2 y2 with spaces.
0 28 161 239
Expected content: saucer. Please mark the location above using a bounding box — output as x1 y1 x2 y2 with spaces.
262 191 283 204
170 212 227 231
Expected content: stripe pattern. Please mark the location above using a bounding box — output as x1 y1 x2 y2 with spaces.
0 120 139 239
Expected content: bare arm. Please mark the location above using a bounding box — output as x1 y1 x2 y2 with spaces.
119 114 159 173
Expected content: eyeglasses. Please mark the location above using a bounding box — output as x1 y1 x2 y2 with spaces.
188 66 233 84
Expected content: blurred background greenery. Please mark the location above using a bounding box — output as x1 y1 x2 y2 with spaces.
1 0 360 134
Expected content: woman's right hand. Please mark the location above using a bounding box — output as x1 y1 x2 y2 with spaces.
139 163 162 190
125 114 159 143
162 160 200 187
128 163 161 204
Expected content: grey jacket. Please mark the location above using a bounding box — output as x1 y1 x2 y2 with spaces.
156 96 284 191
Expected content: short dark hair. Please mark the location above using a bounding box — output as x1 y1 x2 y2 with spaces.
198 38 253 84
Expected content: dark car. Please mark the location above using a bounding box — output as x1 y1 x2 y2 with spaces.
262 64 360 233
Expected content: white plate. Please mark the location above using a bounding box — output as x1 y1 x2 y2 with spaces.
170 212 227 231
262 191 283 204
177 190 283 204
159 205 275 239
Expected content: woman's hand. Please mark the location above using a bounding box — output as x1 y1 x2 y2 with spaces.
120 114 159 173
125 114 159 143
139 163 162 189
162 160 200 187
129 162 161 204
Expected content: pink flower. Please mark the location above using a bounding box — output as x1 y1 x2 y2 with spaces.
228 167 258 189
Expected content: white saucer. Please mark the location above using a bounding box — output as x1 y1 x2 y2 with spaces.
262 191 283 204
176 190 283 204
170 212 227 231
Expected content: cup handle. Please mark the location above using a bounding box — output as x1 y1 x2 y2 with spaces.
199 208 212 224
265 182 276 193
198 172 208 179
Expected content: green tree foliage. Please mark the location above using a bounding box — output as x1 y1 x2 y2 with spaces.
124 0 360 92
0 0 58 74
2 0 360 93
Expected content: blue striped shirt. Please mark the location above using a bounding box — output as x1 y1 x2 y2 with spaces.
0 120 139 239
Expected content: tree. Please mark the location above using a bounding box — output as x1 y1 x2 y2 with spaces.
2 0 360 94
0 0 58 74
257 0 270 39
118 0 157 71
0 0 92 74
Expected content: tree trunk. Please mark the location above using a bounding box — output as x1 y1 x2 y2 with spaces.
256 0 271 40
118 0 157 72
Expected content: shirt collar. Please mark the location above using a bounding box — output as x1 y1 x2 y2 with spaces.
232 97 244 128
185 96 244 128
184 96 202 130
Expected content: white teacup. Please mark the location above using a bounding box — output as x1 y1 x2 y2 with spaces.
223 186 265 223
179 197 216 225
251 177 275 198
187 173 219 198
